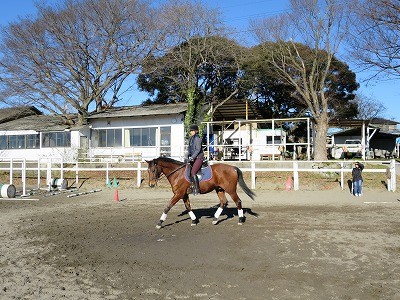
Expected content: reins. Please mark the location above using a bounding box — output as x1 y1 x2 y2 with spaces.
153 161 187 183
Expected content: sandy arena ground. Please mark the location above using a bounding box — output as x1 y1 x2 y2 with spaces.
1 183 400 300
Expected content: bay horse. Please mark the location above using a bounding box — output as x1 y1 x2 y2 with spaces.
146 157 255 229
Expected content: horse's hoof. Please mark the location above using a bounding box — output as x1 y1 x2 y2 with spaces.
191 219 198 226
156 221 163 229
212 218 219 225
238 217 245 225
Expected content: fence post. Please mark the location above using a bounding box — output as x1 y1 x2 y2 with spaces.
37 158 41 190
9 158 13 185
251 161 256 189
75 161 79 186
137 161 142 187
46 158 52 190
340 162 344 190
60 157 64 182
22 158 27 196
390 159 396 192
293 161 299 191
106 162 109 185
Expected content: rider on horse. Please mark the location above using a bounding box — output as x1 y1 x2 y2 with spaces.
187 124 204 195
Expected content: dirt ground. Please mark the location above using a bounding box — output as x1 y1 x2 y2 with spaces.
1 182 400 300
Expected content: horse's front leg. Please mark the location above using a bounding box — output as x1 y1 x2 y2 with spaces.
183 193 198 226
213 188 228 225
156 194 181 229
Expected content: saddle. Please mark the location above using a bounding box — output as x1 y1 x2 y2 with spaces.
184 163 213 183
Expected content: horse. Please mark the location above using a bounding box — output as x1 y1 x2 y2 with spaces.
146 157 255 229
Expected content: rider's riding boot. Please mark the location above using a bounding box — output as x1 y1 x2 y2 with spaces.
192 175 200 195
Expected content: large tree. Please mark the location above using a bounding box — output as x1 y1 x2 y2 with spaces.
138 35 245 132
0 0 163 124
243 43 358 120
250 0 358 160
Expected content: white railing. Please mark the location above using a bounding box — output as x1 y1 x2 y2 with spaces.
0 158 397 196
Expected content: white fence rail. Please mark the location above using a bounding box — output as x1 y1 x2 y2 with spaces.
0 158 397 196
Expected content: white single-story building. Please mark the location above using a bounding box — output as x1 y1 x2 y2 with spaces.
0 106 87 161
85 103 187 161
0 104 188 162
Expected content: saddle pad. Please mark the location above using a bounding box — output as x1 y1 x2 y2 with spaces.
184 164 213 183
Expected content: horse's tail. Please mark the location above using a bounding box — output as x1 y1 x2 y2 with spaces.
235 167 255 200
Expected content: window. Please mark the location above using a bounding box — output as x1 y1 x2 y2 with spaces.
125 127 156 147
8 135 18 149
0 136 6 150
266 136 282 144
0 134 40 149
26 134 40 149
160 126 171 156
98 129 122 147
42 132 71 147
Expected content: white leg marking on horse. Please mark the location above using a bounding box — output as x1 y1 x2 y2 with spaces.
214 207 223 219
188 211 196 220
238 209 244 218
160 212 167 221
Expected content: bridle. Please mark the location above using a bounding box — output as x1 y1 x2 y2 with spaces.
149 160 187 185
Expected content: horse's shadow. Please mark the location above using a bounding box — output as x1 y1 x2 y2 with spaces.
163 202 259 227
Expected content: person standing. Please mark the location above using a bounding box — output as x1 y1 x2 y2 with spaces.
352 161 364 196
187 124 204 195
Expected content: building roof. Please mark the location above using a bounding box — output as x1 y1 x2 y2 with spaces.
0 106 42 124
87 103 188 119
329 117 399 127
331 127 400 137
0 114 80 132
211 99 262 121
87 100 263 121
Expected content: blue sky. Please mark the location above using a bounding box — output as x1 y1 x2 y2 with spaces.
1 0 399 121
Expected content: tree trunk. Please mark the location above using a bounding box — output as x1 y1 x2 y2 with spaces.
313 120 328 161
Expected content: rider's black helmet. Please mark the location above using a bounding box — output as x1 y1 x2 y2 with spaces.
189 124 199 131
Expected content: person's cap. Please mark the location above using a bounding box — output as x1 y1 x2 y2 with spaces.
189 124 199 131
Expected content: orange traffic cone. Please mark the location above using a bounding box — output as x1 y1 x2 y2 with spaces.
114 188 119 202
285 176 292 191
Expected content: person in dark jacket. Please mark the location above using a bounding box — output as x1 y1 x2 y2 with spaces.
187 124 204 195
352 161 364 196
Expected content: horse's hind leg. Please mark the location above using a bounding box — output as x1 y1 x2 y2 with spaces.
213 188 228 225
183 194 198 226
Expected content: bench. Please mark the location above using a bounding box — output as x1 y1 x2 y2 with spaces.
123 152 142 162
260 154 281 160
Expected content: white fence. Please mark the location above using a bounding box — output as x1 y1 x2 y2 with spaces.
0 158 397 196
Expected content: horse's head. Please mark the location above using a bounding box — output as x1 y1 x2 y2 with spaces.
146 159 160 188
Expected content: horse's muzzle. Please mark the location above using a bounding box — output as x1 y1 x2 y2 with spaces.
149 183 156 188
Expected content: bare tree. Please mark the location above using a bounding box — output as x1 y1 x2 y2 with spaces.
250 0 356 160
353 93 386 119
349 0 400 78
0 0 163 124
139 0 243 132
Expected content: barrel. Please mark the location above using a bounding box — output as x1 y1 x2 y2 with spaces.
0 184 16 198
48 178 68 190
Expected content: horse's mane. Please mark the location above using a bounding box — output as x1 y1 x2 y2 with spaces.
155 156 185 166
